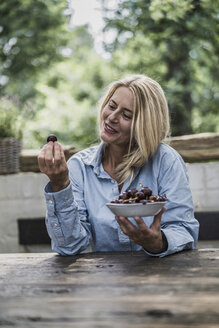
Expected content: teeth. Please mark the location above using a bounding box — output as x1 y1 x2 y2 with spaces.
106 124 116 132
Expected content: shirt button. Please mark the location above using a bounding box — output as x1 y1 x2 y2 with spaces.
54 223 59 227
49 199 53 204
111 180 115 184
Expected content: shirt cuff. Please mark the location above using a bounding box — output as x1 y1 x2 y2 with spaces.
143 230 170 257
44 182 77 211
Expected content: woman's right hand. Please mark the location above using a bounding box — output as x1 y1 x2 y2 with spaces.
38 141 70 192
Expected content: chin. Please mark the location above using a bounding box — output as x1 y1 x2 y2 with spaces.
100 131 111 144
101 137 113 145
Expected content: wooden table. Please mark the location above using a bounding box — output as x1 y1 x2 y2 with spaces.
0 248 219 328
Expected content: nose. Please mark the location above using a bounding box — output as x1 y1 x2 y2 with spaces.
108 109 119 123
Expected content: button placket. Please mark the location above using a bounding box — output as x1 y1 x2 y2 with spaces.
48 200 55 216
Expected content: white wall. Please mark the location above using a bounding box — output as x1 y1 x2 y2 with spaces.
0 173 49 253
187 163 219 212
0 162 219 253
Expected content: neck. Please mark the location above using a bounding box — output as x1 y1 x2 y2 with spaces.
103 144 126 170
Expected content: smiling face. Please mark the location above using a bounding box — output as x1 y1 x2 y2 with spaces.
100 87 134 150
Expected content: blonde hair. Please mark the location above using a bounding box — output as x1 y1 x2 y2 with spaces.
99 74 170 186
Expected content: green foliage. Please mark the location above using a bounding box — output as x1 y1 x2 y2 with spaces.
0 0 69 102
22 26 115 149
1 0 218 149
0 2 109 149
103 0 219 136
0 97 33 139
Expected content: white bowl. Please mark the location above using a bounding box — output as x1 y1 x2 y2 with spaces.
106 202 166 217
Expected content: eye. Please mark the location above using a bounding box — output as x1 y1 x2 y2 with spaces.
122 111 132 120
108 102 116 110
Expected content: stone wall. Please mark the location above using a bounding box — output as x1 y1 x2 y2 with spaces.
187 163 219 212
0 162 219 253
0 173 49 253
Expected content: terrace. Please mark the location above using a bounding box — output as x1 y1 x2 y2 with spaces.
0 132 219 327
0 132 218 254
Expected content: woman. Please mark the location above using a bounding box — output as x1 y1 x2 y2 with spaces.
38 74 199 256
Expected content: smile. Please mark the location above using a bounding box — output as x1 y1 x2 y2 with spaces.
104 123 118 134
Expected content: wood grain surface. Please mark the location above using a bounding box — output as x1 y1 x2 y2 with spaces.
19 132 219 172
0 248 219 327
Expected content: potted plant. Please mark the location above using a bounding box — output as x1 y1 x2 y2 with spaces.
0 97 23 174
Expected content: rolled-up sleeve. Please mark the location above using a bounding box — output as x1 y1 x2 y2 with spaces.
45 175 92 256
144 148 199 257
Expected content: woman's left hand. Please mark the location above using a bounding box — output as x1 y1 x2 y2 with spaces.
115 207 167 254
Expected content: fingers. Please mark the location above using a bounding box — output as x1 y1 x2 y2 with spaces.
134 216 149 230
116 216 149 245
60 144 66 160
53 142 62 166
45 142 55 168
38 142 66 174
152 207 166 230
39 142 53 170
116 208 166 236
115 208 166 251
115 216 137 235
38 147 46 172
38 143 52 171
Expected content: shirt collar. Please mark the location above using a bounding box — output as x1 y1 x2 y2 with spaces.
83 142 141 182
83 142 106 177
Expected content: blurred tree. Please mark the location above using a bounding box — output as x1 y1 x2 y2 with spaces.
23 26 116 149
0 0 69 104
102 0 219 135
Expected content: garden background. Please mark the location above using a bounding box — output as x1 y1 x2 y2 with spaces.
0 0 218 151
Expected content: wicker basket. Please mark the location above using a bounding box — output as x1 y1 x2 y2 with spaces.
0 138 22 174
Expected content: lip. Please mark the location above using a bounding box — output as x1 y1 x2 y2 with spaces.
104 123 118 134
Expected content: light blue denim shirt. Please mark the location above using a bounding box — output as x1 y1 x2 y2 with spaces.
44 142 199 257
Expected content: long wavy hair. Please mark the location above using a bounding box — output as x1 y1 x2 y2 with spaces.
99 74 170 186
